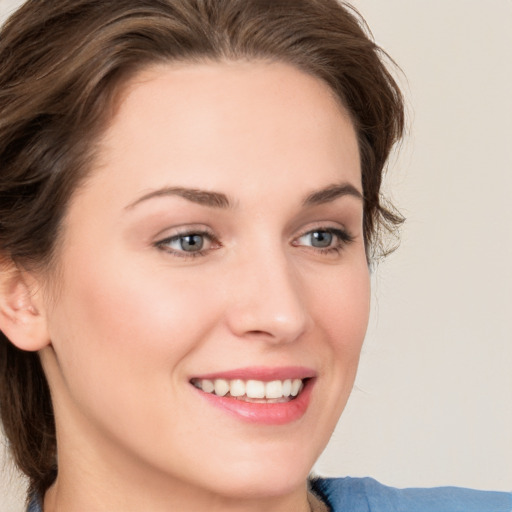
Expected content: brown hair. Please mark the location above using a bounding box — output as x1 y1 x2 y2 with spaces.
0 0 404 498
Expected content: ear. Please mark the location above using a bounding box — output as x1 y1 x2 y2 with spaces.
0 259 51 352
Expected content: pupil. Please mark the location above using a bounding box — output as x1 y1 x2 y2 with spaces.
181 234 204 252
312 231 332 248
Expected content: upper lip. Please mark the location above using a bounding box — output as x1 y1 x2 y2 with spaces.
190 366 316 382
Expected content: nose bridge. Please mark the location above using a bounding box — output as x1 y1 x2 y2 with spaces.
226 238 309 342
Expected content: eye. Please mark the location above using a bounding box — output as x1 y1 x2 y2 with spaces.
175 234 205 252
155 229 219 258
294 227 353 253
304 230 334 248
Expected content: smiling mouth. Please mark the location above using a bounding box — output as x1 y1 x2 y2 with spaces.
191 378 306 403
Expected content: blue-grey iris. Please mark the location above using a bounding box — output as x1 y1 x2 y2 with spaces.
180 234 204 252
311 231 332 248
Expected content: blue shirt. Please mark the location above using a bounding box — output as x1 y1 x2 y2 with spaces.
311 477 512 512
27 477 512 511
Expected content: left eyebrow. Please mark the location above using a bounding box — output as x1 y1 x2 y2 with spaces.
302 183 363 206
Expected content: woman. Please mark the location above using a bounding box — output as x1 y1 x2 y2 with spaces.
0 1 510 511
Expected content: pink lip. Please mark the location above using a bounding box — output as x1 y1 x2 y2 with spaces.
191 365 316 381
190 366 316 426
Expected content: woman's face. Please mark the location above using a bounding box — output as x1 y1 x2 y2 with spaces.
40 61 370 502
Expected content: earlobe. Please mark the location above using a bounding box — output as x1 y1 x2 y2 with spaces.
0 260 51 352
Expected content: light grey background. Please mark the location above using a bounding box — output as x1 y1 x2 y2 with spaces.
1 0 511 510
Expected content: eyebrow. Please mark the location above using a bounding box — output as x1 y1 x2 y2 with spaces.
302 182 363 206
126 181 362 211
126 186 231 210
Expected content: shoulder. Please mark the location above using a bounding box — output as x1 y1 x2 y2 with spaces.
310 477 512 512
26 480 512 512
26 494 42 512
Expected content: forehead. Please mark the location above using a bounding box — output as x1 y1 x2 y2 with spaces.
84 60 361 206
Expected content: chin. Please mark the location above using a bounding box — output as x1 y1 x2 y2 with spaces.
206 465 310 500
190 441 318 500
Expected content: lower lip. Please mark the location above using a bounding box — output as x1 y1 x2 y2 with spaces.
193 379 314 425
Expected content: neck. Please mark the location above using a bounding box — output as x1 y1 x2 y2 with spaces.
44 478 314 512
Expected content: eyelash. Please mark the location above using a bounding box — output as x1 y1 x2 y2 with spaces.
293 227 355 255
154 226 354 259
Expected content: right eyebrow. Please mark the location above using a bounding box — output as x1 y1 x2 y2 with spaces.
125 186 232 210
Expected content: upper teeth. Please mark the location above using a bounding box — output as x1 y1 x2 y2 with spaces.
193 378 304 399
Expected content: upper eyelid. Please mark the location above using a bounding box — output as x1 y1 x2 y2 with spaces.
153 223 352 241
292 222 352 239
153 224 216 241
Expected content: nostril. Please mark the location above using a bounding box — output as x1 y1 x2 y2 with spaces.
246 329 273 337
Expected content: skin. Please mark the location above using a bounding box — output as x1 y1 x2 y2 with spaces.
29 61 370 511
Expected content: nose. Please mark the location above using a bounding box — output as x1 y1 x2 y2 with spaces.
224 247 310 344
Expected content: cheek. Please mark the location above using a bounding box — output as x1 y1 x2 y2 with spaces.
46 252 220 399
294 258 369 458
44 254 227 455
306 255 370 421
312 260 370 354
